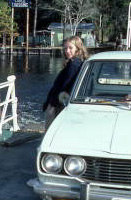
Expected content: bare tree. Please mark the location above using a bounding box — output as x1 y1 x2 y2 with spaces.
50 0 98 36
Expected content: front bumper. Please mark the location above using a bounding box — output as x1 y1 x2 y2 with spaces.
33 174 131 200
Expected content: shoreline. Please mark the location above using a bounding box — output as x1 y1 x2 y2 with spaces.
0 45 115 55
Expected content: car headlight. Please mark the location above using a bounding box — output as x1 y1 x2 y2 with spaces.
41 154 63 174
64 156 86 177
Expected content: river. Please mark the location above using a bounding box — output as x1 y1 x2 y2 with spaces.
0 54 63 133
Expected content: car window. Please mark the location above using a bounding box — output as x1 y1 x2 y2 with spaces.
98 62 131 85
72 61 131 104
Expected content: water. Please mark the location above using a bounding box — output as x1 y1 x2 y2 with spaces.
0 54 63 132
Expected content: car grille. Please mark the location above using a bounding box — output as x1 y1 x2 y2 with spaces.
81 157 131 185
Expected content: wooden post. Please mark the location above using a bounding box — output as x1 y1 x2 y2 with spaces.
25 54 29 72
33 0 38 38
11 7 14 54
99 14 103 43
26 8 29 54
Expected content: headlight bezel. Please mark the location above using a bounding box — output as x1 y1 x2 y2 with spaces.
40 153 63 174
64 156 87 177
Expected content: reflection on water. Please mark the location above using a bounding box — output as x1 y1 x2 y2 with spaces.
0 54 63 131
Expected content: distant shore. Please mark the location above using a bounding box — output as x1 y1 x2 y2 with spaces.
0 45 115 56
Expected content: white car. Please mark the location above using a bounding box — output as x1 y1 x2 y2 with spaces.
34 51 131 200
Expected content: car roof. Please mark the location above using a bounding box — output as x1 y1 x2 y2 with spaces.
88 51 131 61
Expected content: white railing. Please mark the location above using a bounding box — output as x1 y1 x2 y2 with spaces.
0 75 20 135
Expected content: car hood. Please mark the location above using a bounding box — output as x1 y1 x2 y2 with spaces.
41 104 131 157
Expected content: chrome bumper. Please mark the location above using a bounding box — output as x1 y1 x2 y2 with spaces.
33 179 80 199
79 181 131 200
33 176 131 200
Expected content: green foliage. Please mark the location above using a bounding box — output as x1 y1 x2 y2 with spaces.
0 0 8 7
50 0 131 41
88 0 131 41
0 6 18 37
3 0 131 42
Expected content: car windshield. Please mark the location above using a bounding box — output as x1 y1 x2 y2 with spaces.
71 61 131 106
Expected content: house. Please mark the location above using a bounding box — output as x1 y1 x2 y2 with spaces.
48 22 96 47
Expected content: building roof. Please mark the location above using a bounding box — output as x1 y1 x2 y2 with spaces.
48 22 95 31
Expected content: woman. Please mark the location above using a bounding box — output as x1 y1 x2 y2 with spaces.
43 35 87 130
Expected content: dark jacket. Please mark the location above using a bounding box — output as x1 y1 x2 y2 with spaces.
43 57 83 111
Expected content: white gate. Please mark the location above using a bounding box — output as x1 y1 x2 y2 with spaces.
0 75 20 135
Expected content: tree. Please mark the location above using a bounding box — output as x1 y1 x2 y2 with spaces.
31 0 131 42
108 0 130 38
48 0 98 36
31 0 54 44
0 2 18 47
3 0 131 44
93 0 130 42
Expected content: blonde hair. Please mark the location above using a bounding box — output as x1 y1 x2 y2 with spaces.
64 36 88 61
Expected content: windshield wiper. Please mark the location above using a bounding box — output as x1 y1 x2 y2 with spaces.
84 96 131 110
72 96 131 110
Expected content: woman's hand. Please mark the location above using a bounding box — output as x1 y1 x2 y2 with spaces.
59 92 70 106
